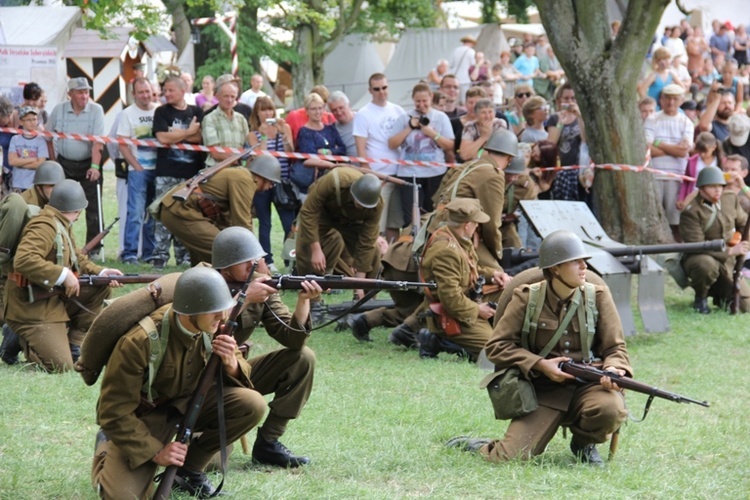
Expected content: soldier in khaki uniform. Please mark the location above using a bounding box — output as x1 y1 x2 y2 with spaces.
211 227 323 467
679 166 750 313
417 198 506 360
501 156 538 250
159 155 281 265
0 160 67 364
432 128 518 283
4 180 123 373
449 230 631 466
295 167 383 282
92 267 265 499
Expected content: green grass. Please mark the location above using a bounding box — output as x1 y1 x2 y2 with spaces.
1 173 749 498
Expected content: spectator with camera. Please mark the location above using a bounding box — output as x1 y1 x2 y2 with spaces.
388 82 454 225
698 81 737 142
248 96 295 272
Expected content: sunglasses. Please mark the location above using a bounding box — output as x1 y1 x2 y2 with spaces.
371 86 388 91
516 92 532 98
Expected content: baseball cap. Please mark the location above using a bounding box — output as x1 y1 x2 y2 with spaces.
67 77 92 91
19 106 39 119
728 114 750 147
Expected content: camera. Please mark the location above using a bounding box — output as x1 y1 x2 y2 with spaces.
411 115 430 129
266 118 277 125
418 115 430 127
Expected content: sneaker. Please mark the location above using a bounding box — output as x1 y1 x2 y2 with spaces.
252 431 310 468
151 258 166 270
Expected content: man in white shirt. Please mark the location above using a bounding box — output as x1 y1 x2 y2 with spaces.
449 36 477 104
239 74 267 109
644 83 694 239
353 73 407 242
117 77 157 264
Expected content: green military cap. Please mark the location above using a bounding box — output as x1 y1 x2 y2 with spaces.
444 198 490 223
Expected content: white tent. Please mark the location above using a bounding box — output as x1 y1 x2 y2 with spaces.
0 6 81 110
324 34 388 108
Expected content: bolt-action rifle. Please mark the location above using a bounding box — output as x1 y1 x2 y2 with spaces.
226 274 436 294
27 274 163 303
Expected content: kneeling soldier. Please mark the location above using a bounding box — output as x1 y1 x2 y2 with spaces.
680 165 750 313
211 226 322 467
92 267 266 499
449 231 630 466
4 179 123 372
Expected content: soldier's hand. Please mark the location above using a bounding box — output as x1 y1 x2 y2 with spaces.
63 271 80 297
244 279 277 303
478 302 495 320
152 442 188 467
601 366 626 392
311 248 326 274
532 356 576 383
212 333 239 371
493 271 512 289
298 280 323 300
100 268 124 287
730 240 750 256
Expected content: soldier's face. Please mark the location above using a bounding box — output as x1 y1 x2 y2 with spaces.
699 185 723 203
190 310 228 334
222 260 257 282
554 259 587 288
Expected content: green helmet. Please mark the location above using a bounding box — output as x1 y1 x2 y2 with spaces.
484 129 518 157
48 179 88 212
505 155 526 175
34 161 66 186
351 173 381 208
172 267 236 315
248 154 282 184
696 165 726 187
538 230 591 269
212 226 266 269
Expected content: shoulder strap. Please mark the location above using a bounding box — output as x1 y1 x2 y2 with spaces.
333 168 342 207
538 288 580 358
703 204 718 232
141 312 171 403
521 281 546 350
54 219 78 271
449 160 484 202
578 283 598 363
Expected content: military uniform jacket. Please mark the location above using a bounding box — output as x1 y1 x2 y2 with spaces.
162 167 256 229
484 282 631 410
680 191 746 264
4 205 102 323
296 167 383 273
96 305 252 469
504 173 538 216
420 226 496 327
237 291 311 348
21 187 46 208
434 156 505 261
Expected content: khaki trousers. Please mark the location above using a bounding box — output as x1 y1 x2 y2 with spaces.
160 209 219 266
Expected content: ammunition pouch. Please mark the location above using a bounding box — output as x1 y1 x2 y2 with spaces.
194 187 221 221
427 302 462 336
480 367 538 420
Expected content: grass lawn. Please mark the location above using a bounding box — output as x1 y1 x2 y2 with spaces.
1 172 748 498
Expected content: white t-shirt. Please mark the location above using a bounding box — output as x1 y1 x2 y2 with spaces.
117 104 157 170
394 109 453 178
353 101 406 175
239 88 267 108
449 45 476 85
644 111 694 176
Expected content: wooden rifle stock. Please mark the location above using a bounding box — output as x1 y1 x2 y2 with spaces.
81 217 119 256
153 264 256 500
730 216 750 314
171 145 260 202
559 361 709 422
28 274 163 303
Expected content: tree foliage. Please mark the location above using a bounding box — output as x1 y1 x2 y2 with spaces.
68 0 165 41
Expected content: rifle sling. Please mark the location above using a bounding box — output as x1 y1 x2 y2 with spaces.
309 289 380 331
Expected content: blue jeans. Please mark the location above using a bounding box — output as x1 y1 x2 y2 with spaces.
252 189 296 265
121 168 156 261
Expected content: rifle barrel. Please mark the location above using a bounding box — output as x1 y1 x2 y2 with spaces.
263 275 436 291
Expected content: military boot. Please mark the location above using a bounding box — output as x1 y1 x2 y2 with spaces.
1 324 21 365
347 313 372 342
693 294 710 314
446 436 492 453
389 323 418 349
417 329 441 358
570 439 605 467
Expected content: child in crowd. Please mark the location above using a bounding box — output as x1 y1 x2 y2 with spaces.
519 96 549 143
677 132 722 210
7 106 47 192
432 91 447 112
491 63 505 107
638 96 657 122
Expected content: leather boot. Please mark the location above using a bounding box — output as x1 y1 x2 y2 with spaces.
173 468 219 498
347 313 372 342
0 324 21 365
570 439 605 466
417 329 441 358
389 323 418 349
252 430 310 468
693 295 710 314
446 436 491 453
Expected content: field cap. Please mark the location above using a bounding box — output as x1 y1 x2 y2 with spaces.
445 198 490 224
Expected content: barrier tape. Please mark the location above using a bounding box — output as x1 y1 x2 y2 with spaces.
0 127 695 181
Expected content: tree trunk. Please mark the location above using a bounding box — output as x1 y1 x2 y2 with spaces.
165 0 192 59
535 0 672 244
240 3 261 87
293 23 317 107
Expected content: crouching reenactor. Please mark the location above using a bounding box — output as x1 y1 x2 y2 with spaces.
680 165 750 313
448 230 630 466
4 179 123 373
211 226 322 467
92 267 266 499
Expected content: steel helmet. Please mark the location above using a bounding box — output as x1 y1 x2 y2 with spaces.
248 154 282 184
538 230 591 269
484 128 518 157
211 226 266 269
351 173 381 208
172 267 236 315
34 160 66 186
48 179 88 212
696 165 727 187
505 155 526 175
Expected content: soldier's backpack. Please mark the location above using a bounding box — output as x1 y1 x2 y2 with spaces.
76 273 182 402
0 193 40 267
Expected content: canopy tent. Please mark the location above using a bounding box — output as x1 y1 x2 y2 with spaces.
0 6 81 110
350 24 507 111
323 34 388 108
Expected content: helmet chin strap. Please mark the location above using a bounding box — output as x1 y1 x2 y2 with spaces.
553 273 579 291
